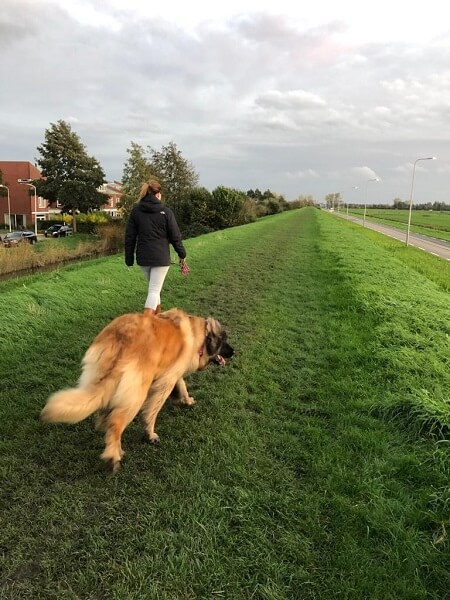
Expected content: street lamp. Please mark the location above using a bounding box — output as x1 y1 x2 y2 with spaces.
406 156 437 246
344 186 358 216
333 186 358 212
18 179 38 236
0 184 11 231
363 178 380 228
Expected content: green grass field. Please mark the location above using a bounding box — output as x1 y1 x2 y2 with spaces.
1 208 449 599
346 208 450 242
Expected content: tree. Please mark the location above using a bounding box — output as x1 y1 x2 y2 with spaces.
35 120 105 232
393 197 408 210
293 194 315 208
120 141 199 223
325 193 341 209
432 201 449 211
277 195 290 211
262 189 275 200
267 198 282 214
148 142 199 218
180 186 213 227
119 142 152 218
209 186 248 229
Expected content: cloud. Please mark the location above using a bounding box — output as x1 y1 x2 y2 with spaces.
255 90 327 110
0 0 449 203
286 168 320 179
351 166 380 181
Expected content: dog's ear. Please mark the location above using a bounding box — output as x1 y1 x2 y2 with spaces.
206 317 221 337
205 318 223 356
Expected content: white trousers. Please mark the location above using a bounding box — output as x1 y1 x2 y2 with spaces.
139 265 170 309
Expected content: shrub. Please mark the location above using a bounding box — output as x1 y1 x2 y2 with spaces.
181 223 215 239
96 223 125 253
0 238 102 276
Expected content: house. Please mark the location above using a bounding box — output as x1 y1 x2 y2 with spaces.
0 160 123 228
97 181 123 218
0 161 47 229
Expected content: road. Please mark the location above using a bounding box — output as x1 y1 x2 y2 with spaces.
334 212 450 261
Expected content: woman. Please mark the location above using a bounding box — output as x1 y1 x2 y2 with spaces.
124 179 187 314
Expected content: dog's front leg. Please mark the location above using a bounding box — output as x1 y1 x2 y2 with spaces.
173 377 195 406
141 380 176 444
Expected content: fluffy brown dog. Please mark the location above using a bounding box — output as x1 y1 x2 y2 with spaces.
41 308 234 472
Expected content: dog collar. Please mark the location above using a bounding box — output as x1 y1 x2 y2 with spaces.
199 324 208 357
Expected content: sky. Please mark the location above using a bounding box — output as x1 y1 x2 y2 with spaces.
1 0 450 204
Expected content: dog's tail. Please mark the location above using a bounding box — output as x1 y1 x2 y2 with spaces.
41 335 124 424
41 385 108 424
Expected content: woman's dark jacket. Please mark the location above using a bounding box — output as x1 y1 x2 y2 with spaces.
124 194 186 267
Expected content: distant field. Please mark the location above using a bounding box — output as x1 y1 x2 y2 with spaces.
346 208 450 241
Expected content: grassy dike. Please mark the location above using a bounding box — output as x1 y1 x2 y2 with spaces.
1 208 449 599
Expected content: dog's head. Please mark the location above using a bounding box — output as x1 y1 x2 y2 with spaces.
203 317 234 367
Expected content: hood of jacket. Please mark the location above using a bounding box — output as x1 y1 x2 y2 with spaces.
138 193 165 213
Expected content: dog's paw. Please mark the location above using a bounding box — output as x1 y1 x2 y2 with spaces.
176 395 196 407
144 432 161 445
102 457 121 474
183 396 196 407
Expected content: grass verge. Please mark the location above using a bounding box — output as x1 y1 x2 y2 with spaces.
347 208 450 242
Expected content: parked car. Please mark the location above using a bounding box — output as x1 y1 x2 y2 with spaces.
2 230 38 247
44 224 73 238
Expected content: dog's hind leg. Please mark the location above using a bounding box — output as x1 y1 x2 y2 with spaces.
141 379 178 444
100 371 150 473
95 408 111 431
101 408 134 473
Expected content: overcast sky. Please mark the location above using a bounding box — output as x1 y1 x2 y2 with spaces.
1 0 450 204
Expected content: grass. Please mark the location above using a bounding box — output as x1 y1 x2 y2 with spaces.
1 208 449 599
337 218 450 293
346 208 450 242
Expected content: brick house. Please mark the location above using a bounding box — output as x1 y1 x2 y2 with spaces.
97 181 123 218
0 161 47 229
0 161 123 228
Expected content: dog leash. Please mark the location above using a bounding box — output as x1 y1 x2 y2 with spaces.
180 259 190 276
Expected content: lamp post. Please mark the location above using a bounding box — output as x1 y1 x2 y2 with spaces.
406 157 436 246
30 184 37 236
363 178 379 227
0 184 11 231
17 179 38 236
344 186 358 215
333 186 358 213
